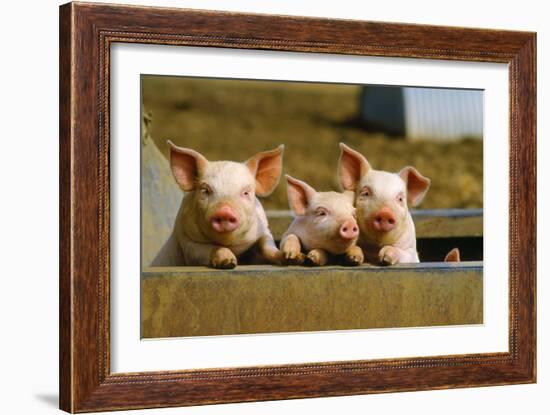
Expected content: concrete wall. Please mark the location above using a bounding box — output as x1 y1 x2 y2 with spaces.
142 262 483 338
141 113 182 267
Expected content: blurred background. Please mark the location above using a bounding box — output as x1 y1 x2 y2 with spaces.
141 75 483 211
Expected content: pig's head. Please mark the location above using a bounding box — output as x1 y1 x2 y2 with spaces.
169 141 284 245
285 175 359 255
338 143 430 246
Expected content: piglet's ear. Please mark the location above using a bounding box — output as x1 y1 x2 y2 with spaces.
444 248 461 263
399 166 431 207
168 140 208 191
245 145 284 197
338 143 371 191
285 175 316 216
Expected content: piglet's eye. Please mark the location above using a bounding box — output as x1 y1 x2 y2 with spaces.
360 186 371 197
199 186 211 196
316 208 328 217
397 194 405 203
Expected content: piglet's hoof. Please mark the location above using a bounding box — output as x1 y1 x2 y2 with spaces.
282 249 306 265
210 247 237 269
264 247 284 266
281 242 305 265
378 246 399 266
306 249 329 267
344 245 364 266
281 234 305 265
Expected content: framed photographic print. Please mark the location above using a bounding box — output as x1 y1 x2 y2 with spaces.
59 2 536 412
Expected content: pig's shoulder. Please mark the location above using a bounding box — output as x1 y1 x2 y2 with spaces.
254 198 269 227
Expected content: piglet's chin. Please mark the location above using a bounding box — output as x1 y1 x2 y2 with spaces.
329 238 358 256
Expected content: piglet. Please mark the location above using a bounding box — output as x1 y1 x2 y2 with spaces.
280 175 364 266
338 143 430 265
154 142 284 269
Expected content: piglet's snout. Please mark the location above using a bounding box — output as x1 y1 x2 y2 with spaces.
339 219 359 240
210 205 240 233
371 207 396 232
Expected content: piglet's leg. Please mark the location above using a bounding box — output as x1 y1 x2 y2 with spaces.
210 247 238 269
306 248 329 267
181 237 237 269
280 234 306 265
378 245 419 265
257 233 283 265
343 245 364 266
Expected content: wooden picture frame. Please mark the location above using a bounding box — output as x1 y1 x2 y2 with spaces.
59 2 536 412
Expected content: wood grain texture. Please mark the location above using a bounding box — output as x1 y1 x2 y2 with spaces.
59 3 73 411
59 2 536 412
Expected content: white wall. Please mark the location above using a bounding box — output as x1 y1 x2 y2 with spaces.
0 0 546 414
